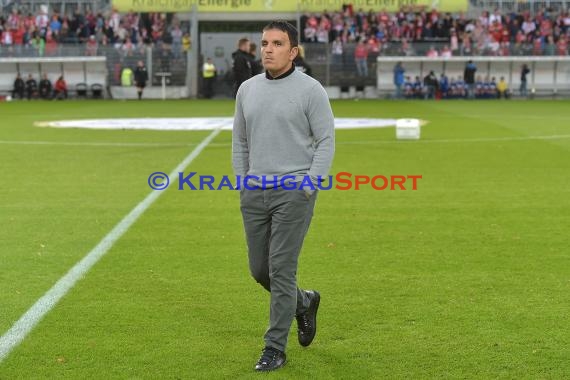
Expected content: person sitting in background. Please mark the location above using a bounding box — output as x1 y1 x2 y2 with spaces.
456 75 466 98
426 45 439 57
482 76 491 99
449 77 457 99
403 76 414 99
439 73 449 98
85 35 98 56
475 75 484 98
486 76 497 98
25 74 38 100
413 75 423 99
38 74 52 99
497 76 510 99
423 70 438 99
53 76 68 100
12 74 25 99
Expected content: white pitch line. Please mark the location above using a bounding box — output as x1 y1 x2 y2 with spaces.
3 134 570 148
0 127 222 363
340 134 570 145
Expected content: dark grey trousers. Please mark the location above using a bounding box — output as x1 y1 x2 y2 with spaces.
240 187 317 352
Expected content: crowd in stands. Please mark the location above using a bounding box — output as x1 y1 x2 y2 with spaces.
0 8 191 59
301 3 570 56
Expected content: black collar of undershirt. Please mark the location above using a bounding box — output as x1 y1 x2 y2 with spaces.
265 63 296 80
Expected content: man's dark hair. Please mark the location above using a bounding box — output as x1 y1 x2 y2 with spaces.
263 20 298 48
238 38 249 49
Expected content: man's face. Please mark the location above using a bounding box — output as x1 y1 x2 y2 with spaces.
261 29 298 77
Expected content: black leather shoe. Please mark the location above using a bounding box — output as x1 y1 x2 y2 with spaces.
296 290 320 347
254 346 286 372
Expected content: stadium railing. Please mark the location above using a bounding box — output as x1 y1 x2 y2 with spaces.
468 0 570 14
303 42 569 93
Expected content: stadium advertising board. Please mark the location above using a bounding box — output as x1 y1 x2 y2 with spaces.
113 0 467 13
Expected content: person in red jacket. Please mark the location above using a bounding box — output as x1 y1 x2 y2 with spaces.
53 76 68 100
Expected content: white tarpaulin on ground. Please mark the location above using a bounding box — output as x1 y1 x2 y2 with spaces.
36 118 398 131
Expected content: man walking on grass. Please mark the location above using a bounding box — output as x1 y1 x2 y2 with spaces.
232 20 335 372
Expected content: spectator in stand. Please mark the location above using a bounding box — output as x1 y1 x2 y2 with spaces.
25 74 38 100
354 39 368 77
86 35 98 56
497 76 510 99
557 35 568 55
38 74 52 99
489 8 502 25
440 44 452 57
450 29 459 54
331 36 343 67
182 33 192 53
393 62 405 99
12 74 25 99
304 20 317 42
426 45 439 57
545 35 556 55
32 34 45 57
53 75 67 100
171 24 183 60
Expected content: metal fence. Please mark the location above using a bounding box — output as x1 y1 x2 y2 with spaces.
469 0 570 14
303 41 570 87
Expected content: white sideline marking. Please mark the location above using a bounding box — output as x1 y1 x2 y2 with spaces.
341 134 570 144
0 128 222 363
0 140 229 148
1 134 570 148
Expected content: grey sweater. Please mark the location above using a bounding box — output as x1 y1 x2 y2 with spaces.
232 69 335 188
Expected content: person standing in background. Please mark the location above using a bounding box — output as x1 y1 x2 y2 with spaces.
520 64 530 98
232 38 252 97
464 60 477 99
134 60 148 100
249 42 263 76
354 39 369 77
393 62 405 99
202 57 216 99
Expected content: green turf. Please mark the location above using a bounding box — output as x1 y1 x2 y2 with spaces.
0 99 569 379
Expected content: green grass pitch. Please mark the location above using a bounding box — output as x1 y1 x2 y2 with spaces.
0 99 569 379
